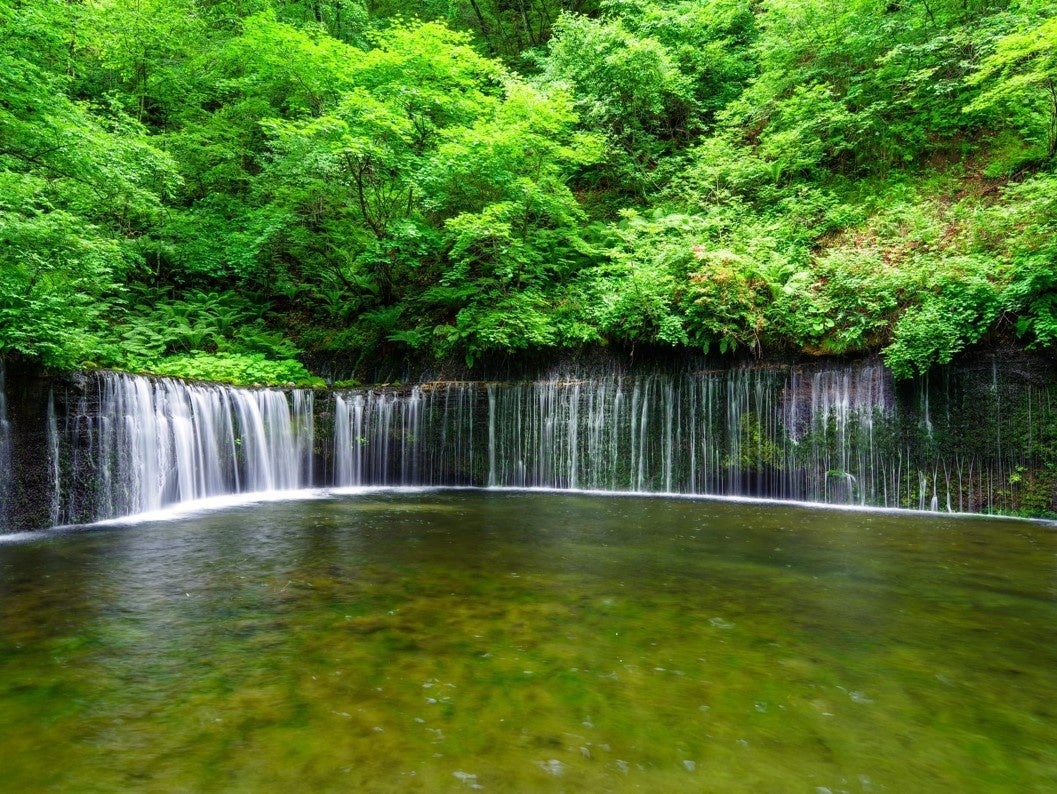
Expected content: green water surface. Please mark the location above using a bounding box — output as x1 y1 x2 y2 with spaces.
1 490 1056 792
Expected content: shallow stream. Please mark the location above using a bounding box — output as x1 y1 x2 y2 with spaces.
1 490 1055 791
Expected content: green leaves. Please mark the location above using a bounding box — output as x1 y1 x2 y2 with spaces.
243 20 604 363
539 11 692 192
0 202 126 368
2 0 1055 382
0 1 178 369
446 290 560 367
427 80 601 289
966 14 1057 161
144 352 324 387
990 172 1057 349
584 210 693 347
883 261 1003 379
247 18 514 310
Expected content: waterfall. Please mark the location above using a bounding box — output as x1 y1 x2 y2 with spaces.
4 356 1052 529
330 360 1054 513
785 364 892 504
332 384 480 487
331 365 892 499
51 372 315 522
477 364 892 501
0 361 10 527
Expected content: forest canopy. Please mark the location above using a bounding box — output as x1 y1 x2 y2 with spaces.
1 0 1055 384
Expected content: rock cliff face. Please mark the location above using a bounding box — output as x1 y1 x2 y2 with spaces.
1 360 64 531
2 353 1055 532
0 362 8 528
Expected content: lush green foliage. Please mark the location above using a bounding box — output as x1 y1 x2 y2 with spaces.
1 0 1055 384
144 352 324 387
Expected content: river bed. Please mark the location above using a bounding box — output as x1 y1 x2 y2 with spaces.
1 490 1055 791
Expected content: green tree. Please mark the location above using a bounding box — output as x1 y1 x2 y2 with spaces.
254 20 502 307
539 11 691 194
0 0 176 368
420 80 604 361
967 14 1057 161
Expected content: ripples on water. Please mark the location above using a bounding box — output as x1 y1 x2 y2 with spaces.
0 491 1055 791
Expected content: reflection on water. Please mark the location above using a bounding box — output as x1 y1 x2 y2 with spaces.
0 492 1055 791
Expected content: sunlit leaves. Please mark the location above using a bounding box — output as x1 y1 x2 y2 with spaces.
583 210 695 348
987 172 1057 348
967 14 1057 160
539 11 692 191
3 0 1057 378
0 3 176 368
0 198 129 368
883 257 1003 379
75 0 206 125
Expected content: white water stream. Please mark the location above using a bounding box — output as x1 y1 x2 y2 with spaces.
331 366 898 503
3 359 1048 526
0 361 10 526
49 374 314 523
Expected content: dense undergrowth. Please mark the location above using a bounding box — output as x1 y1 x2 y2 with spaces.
1 0 1055 386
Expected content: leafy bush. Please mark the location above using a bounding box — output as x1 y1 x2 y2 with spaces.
683 248 767 355
0 204 130 369
436 289 562 367
883 259 1002 379
770 248 900 354
142 352 325 387
585 210 696 347
991 174 1057 349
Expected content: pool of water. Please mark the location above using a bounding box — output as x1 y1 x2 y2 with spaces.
1 490 1055 791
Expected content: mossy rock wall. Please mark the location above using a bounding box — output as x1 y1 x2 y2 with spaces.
2 353 1055 532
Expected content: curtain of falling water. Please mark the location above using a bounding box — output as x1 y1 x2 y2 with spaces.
51 373 315 523
0 361 10 527
331 362 1053 513
36 360 1056 524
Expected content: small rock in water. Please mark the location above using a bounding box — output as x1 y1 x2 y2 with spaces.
537 759 565 777
453 770 481 789
615 760 630 775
